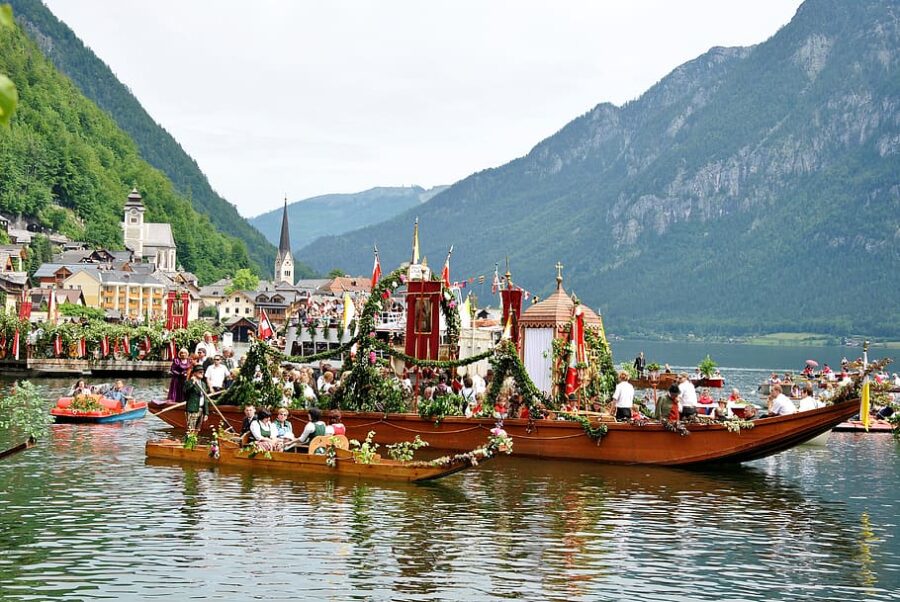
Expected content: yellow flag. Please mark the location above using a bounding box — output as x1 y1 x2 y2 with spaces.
341 292 356 331
501 313 512 340
460 295 471 329
860 379 870 432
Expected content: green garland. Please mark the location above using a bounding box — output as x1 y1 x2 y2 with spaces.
0 315 216 360
218 340 283 407
568 414 609 442
368 338 492 368
485 340 549 415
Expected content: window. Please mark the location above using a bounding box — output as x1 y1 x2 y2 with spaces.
130 217 138 224
234 297 239 302
224 307 230 314
245 307 250 314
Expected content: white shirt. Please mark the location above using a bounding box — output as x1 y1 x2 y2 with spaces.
678 380 698 408
195 340 218 357
770 394 797 416
798 395 824 412
205 363 229 389
613 381 635 408
472 374 486 395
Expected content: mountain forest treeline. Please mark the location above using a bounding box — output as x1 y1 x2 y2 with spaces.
0 19 252 283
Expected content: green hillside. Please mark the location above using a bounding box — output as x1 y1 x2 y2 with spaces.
300 0 900 338
0 17 250 283
7 0 285 277
250 186 447 253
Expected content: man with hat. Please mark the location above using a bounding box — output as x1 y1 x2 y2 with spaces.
183 365 210 432
655 385 680 423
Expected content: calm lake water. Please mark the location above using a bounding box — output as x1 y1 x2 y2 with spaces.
1 341 898 601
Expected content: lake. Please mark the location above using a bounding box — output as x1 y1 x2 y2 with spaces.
1 342 898 601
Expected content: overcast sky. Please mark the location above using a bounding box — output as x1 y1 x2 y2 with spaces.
44 0 802 218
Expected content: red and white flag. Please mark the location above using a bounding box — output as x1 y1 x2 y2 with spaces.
123 335 131 356
564 340 580 397
441 246 453 289
574 305 587 366
258 309 274 340
101 335 110 357
143 336 152 353
12 330 20 360
53 334 63 357
371 245 382 290
168 339 176 360
79 337 87 358
18 289 32 320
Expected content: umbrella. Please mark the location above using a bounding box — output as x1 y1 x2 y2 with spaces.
805 359 819 367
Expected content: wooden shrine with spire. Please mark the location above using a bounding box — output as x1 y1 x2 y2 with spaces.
518 262 607 395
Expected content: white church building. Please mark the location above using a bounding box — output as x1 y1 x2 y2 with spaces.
122 188 177 273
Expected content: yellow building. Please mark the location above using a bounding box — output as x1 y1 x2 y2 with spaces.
98 271 167 320
62 270 103 308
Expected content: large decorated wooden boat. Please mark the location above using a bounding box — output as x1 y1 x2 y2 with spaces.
145 435 501 482
52 395 148 424
149 396 862 466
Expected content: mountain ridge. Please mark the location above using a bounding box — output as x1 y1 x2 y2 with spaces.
298 0 899 337
250 185 447 255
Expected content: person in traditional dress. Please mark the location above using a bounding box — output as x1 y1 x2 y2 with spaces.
294 407 328 446
249 409 283 451
273 407 295 446
167 348 191 403
183 366 209 433
655 385 680 423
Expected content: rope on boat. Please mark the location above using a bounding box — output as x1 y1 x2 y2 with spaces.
376 420 486 435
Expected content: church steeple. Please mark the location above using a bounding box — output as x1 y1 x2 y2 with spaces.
278 198 291 256
274 197 294 285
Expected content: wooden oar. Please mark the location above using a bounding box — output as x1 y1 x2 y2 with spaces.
0 436 35 460
203 392 238 435
155 388 225 416
154 401 186 416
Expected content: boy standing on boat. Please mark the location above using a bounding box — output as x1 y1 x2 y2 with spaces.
677 373 698 420
612 371 635 421
184 366 210 432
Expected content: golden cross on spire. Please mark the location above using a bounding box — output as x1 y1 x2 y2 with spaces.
555 261 564 288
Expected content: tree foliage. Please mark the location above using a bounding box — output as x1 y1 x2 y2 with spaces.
225 268 259 295
0 18 253 284
6 0 282 277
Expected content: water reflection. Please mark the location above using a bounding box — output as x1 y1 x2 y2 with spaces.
1 375 898 600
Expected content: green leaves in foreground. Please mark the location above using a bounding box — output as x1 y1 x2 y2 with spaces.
0 4 13 28
0 381 52 440
0 4 17 127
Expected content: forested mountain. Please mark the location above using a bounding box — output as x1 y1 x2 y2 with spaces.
7 0 281 277
0 18 251 283
300 0 900 337
250 186 447 254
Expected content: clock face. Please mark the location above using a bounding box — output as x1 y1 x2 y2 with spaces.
130 209 139 216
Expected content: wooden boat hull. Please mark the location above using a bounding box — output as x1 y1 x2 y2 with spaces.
145 440 479 482
149 398 863 466
51 403 148 424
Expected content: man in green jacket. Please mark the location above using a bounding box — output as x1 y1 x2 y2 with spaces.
184 365 210 433
654 385 681 423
